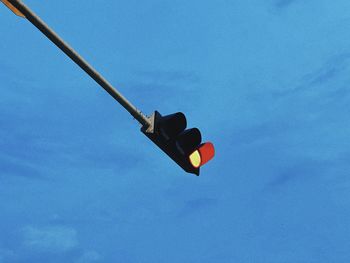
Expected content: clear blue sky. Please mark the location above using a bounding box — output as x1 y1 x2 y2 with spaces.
1 0 350 262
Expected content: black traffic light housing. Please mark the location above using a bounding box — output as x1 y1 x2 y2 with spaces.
141 111 209 175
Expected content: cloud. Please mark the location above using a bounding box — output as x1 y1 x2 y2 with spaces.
21 226 78 253
2 225 102 262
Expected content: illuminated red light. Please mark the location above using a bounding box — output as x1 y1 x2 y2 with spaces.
189 142 215 168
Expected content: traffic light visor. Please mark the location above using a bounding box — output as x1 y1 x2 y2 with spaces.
189 142 215 168
158 112 186 140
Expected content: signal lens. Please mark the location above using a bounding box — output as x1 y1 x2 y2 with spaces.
189 150 201 168
189 142 215 168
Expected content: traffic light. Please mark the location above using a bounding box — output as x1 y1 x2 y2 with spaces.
2 0 215 175
141 111 215 175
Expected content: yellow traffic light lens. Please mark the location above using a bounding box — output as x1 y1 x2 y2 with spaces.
189 150 201 168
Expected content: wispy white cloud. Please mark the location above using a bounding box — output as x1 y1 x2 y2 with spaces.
21 225 78 253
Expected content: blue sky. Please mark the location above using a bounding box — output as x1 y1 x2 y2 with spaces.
1 0 350 262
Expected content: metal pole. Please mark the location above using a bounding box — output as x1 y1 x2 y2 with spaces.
8 0 151 128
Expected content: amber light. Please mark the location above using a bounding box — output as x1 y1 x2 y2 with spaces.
1 0 25 17
189 142 215 168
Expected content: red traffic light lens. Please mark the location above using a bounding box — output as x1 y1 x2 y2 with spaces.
189 142 215 168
